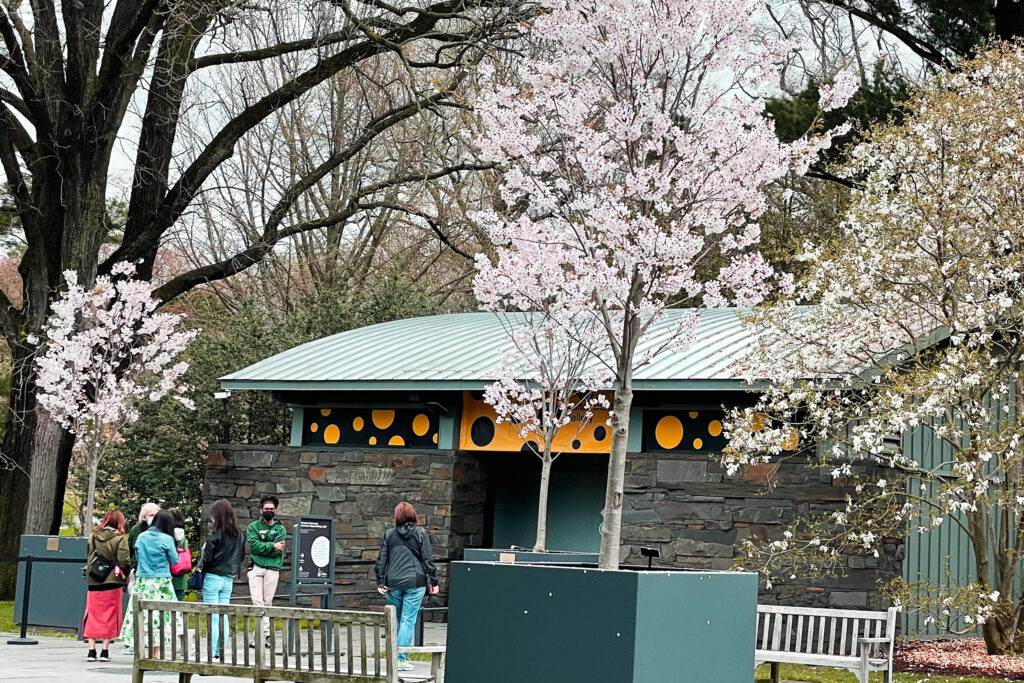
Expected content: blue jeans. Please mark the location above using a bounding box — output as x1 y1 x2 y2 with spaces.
385 587 426 662
203 573 233 656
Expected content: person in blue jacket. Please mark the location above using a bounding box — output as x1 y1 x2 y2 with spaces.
118 510 181 656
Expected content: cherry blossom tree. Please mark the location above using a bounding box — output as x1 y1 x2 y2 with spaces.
34 263 198 528
722 44 1024 654
478 310 611 552
472 0 854 568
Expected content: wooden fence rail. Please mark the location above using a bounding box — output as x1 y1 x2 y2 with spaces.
132 597 398 683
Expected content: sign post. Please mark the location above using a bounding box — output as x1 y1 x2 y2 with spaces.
288 516 335 654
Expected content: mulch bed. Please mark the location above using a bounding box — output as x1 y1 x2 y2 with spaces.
896 638 1024 679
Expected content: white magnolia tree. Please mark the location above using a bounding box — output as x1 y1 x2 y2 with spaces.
722 44 1024 654
472 0 855 568
34 263 198 528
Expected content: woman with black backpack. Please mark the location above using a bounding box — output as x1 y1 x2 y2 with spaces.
374 502 439 673
83 509 130 662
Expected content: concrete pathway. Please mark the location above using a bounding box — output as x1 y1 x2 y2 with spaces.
0 624 447 682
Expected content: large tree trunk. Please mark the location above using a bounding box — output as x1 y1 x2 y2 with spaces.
25 409 75 534
0 343 43 596
534 453 553 552
0 177 105 596
598 383 632 569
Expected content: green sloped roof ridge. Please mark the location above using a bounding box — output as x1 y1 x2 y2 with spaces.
219 309 763 391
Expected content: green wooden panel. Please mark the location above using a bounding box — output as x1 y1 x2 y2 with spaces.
438 414 456 449
289 407 303 447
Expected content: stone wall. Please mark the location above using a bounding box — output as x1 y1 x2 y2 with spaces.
204 444 487 610
204 444 901 614
620 452 903 611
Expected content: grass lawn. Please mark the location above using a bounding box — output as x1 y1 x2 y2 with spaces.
755 664 1016 682
0 600 76 638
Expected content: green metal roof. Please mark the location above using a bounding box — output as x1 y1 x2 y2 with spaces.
220 309 761 392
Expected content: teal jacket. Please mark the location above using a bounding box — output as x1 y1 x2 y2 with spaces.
135 528 178 579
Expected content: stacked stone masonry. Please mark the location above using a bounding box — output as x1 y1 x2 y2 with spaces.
204 445 901 614
204 444 486 614
620 452 902 610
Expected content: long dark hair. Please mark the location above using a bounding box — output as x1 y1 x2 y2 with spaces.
168 507 186 529
95 510 126 535
150 510 176 536
211 499 240 539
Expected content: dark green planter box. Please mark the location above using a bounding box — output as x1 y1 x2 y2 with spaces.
462 548 599 564
446 562 756 683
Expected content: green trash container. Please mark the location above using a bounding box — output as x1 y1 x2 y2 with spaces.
13 535 88 635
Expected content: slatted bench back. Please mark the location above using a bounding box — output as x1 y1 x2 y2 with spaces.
756 605 896 658
134 598 398 682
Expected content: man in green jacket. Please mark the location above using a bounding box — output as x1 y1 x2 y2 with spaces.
246 495 286 645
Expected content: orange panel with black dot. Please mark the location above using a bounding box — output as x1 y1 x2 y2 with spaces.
642 410 729 452
458 392 613 453
301 408 439 448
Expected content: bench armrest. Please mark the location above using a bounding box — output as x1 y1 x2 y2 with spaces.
857 636 892 660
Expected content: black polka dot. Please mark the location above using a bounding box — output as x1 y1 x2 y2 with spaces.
521 440 538 453
470 416 495 448
572 439 582 450
594 426 607 441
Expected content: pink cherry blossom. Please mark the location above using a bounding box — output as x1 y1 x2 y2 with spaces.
34 262 198 527
472 0 851 568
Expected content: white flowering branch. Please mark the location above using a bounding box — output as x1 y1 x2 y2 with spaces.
33 262 199 528
722 44 1024 653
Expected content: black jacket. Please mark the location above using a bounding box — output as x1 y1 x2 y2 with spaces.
201 531 245 578
374 523 438 590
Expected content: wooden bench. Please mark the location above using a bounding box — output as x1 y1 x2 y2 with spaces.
131 597 399 682
396 645 446 683
755 604 897 683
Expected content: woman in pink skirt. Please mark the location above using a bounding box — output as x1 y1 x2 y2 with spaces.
83 509 130 662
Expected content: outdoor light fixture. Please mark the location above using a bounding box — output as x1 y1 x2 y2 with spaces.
640 546 660 569
213 390 232 400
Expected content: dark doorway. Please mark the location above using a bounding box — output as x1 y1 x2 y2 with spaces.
482 452 607 552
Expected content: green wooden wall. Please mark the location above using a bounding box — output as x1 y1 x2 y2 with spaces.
901 387 1020 636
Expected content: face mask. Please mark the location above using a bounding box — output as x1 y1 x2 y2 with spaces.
174 528 185 542
262 510 276 522
144 516 156 527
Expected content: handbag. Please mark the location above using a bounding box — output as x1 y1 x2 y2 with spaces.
171 547 192 576
88 554 115 581
87 537 115 581
187 542 205 591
